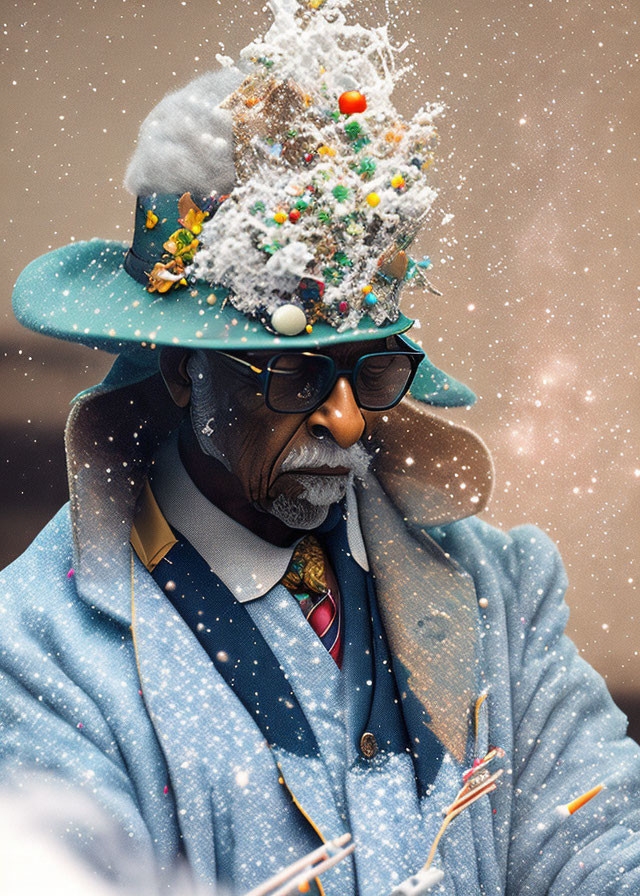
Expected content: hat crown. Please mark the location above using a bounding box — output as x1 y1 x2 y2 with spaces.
124 0 442 337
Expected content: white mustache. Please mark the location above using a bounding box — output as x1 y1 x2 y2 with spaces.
280 440 371 479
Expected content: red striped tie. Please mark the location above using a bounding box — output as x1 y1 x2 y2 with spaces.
280 535 343 669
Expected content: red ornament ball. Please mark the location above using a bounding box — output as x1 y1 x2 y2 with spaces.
339 91 367 115
289 208 301 223
339 301 349 313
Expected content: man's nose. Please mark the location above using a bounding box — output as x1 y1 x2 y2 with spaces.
306 377 365 448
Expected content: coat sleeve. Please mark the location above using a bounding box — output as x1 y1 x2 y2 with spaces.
0 513 180 895
503 524 640 895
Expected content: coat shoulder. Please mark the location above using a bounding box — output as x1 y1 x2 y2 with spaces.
425 515 569 624
0 504 78 632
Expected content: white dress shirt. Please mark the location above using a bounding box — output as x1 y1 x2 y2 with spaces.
149 432 369 602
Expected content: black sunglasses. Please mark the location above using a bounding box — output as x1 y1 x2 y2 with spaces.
217 335 425 414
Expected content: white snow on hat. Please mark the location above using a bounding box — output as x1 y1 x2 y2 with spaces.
124 66 245 198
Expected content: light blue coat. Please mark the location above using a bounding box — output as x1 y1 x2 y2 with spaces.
1 371 639 895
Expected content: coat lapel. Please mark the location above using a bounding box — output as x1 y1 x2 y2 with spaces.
355 396 493 782
244 586 349 824
130 553 328 892
356 474 482 782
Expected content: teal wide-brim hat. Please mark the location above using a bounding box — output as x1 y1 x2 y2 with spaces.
12 4 477 408
12 193 475 407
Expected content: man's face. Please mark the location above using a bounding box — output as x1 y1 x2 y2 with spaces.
186 339 391 529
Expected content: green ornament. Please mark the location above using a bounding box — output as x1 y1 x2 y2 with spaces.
352 136 372 153
317 209 333 223
333 251 353 268
358 157 377 179
332 185 350 202
344 120 362 140
262 241 283 256
295 199 309 211
250 200 266 215
323 266 345 285
172 229 195 252
286 128 298 139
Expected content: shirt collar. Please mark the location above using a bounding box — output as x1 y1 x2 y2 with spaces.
148 432 369 603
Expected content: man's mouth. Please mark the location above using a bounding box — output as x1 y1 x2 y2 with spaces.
269 467 352 507
275 465 351 479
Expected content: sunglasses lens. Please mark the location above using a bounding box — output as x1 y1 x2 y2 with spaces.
355 353 414 409
267 354 334 412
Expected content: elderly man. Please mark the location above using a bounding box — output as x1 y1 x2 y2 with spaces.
2 4 640 895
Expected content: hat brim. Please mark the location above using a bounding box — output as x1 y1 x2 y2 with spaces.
13 239 476 407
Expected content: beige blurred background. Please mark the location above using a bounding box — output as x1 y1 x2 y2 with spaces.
1 0 638 729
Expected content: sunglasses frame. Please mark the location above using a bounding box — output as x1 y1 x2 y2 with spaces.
217 335 426 415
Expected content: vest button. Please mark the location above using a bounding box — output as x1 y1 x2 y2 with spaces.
360 732 378 759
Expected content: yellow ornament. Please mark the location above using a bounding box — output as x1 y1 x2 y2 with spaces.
305 324 314 334
274 211 288 224
366 193 381 208
318 145 336 157
391 174 406 190
362 285 373 295
145 210 158 229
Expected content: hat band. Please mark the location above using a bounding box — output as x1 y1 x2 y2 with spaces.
123 246 153 286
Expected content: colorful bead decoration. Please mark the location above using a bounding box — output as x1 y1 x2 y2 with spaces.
183 7 442 336
339 91 368 114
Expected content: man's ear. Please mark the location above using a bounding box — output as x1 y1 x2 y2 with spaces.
159 347 192 408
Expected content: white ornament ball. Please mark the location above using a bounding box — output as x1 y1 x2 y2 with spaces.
271 303 307 336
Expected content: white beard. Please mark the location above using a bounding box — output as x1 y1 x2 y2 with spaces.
269 438 373 529
270 492 332 530
269 471 354 529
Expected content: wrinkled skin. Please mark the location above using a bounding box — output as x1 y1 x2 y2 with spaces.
160 340 389 546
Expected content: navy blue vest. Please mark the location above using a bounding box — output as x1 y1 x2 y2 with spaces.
149 506 411 765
